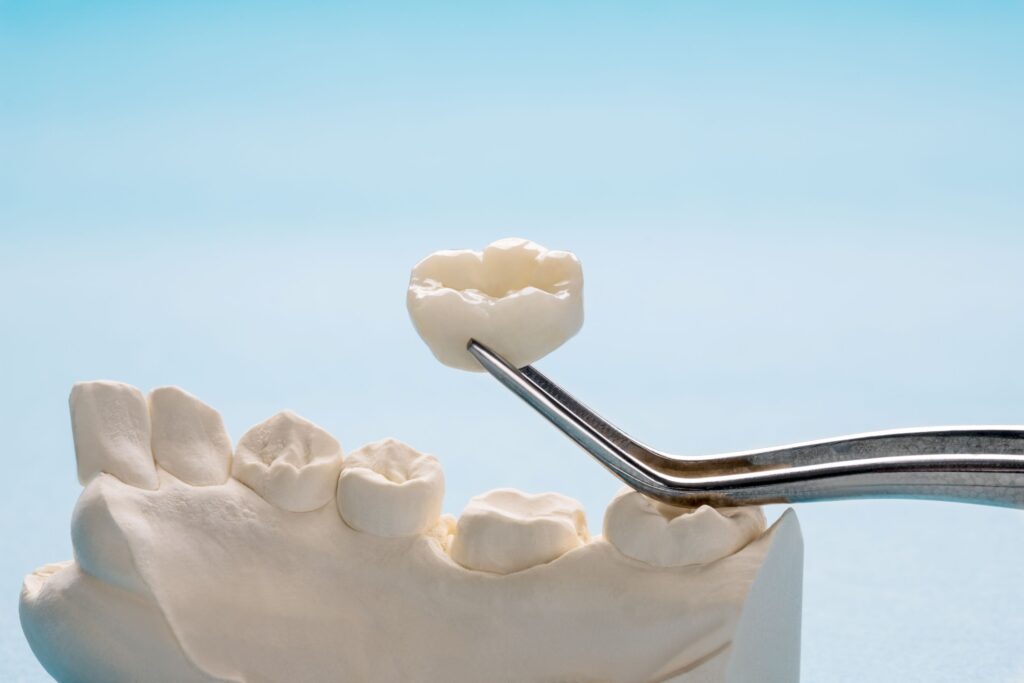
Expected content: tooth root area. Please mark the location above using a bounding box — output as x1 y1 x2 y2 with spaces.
70 476 148 595
149 387 232 486
232 411 343 513
450 489 590 575
70 381 159 490
603 487 767 568
407 238 584 371
336 438 444 537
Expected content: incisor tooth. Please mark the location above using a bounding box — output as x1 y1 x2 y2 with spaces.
450 489 589 574
336 438 444 537
232 411 343 512
603 487 766 568
70 381 158 490
149 387 232 486
407 237 584 371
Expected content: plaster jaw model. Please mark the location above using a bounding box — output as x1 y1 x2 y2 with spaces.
21 390 802 683
21 239 804 683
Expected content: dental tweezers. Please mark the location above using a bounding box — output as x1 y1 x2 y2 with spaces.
467 341 1024 508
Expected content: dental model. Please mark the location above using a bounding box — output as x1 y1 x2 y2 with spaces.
21 239 804 682
21 381 802 683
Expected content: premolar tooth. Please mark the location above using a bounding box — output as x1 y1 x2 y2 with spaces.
450 489 590 574
603 487 766 568
336 438 444 537
407 237 584 371
149 387 232 486
232 411 343 512
70 381 158 490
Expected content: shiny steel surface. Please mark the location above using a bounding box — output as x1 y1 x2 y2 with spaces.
467 340 1024 508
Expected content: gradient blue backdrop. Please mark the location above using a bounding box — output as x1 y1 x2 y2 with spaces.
2 2 1023 681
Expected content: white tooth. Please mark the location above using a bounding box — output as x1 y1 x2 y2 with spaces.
603 487 766 568
450 489 590 574
407 237 584 371
336 438 445 537
70 381 158 490
232 411 343 512
149 387 232 486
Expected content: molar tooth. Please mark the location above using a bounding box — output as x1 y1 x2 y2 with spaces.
70 381 158 490
232 411 343 512
450 489 589 574
407 237 584 371
336 438 445 537
603 487 766 568
149 387 232 486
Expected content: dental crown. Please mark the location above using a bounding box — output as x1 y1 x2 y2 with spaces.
407 237 584 370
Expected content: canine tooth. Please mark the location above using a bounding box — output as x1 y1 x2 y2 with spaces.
336 438 444 537
603 487 766 568
232 411 343 512
450 489 589 574
407 237 584 371
149 387 232 486
70 381 158 490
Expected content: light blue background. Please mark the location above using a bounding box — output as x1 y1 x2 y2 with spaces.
2 2 1023 681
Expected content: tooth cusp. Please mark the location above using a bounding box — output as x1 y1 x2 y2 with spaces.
149 387 232 486
407 237 584 371
603 488 766 568
336 438 445 537
70 381 159 490
232 411 343 512
450 489 590 575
